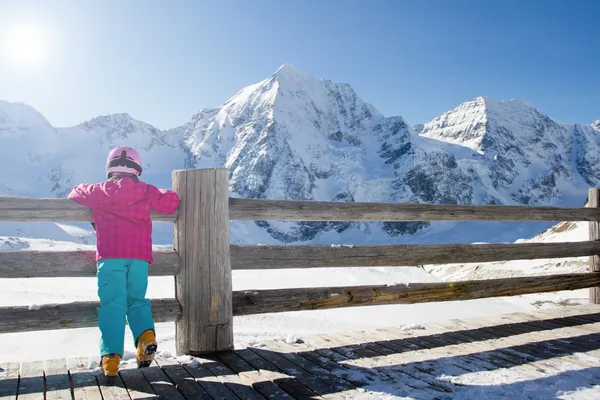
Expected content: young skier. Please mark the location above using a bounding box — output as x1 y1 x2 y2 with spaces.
68 146 179 376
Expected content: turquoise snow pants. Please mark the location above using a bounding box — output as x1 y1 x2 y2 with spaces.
97 258 154 357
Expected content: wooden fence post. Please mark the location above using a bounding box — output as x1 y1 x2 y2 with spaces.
173 168 233 355
588 188 600 304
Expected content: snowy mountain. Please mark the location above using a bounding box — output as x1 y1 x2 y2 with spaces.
181 64 418 241
0 101 186 243
418 97 599 206
1 66 599 245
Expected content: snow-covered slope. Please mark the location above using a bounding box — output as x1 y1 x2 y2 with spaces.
1 67 599 245
424 220 589 283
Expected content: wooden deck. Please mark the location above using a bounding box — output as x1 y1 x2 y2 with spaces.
2 304 600 399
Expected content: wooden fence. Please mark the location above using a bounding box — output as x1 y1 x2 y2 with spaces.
1 168 599 356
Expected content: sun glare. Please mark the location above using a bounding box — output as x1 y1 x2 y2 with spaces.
5 24 48 69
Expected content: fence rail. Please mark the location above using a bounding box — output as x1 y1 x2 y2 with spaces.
0 299 181 334
1 273 597 334
228 197 600 221
229 241 600 269
231 273 600 315
0 169 599 356
0 250 180 278
3 241 599 278
0 197 177 222
3 196 600 222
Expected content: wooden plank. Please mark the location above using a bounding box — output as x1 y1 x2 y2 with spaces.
297 333 418 388
335 328 486 374
228 197 600 222
4 195 600 223
472 313 600 356
216 351 295 400
421 327 532 369
263 340 370 397
174 168 233 355
10 240 599 277
96 368 130 400
230 241 600 270
178 358 241 400
400 323 557 372
44 359 72 400
118 363 157 399
0 298 180 334
418 322 591 384
67 357 102 400
431 316 599 369
388 318 577 378
262 337 385 387
17 361 45 400
138 361 184 399
211 170 234 351
0 250 179 278
379 322 529 370
493 320 600 356
232 273 600 316
153 358 212 400
272 345 373 387
589 187 600 304
421 317 600 388
235 348 325 400
246 347 349 400
332 330 470 388
541 315 600 333
0 362 20 400
373 305 600 371
468 326 597 370
315 333 453 394
193 356 266 400
0 197 177 222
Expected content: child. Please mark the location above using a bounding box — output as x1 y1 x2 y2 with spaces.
68 146 179 376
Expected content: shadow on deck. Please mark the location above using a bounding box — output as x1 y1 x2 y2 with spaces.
2 304 600 399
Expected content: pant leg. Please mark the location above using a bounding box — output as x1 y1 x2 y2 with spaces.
97 259 128 357
125 259 155 346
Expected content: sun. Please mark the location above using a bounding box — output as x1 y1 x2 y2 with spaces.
5 24 48 69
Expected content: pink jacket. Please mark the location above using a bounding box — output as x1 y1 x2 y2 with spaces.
68 177 179 263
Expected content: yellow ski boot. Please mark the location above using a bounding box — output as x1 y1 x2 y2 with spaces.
101 353 121 377
136 329 158 368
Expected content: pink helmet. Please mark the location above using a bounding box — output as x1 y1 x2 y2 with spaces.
106 146 142 178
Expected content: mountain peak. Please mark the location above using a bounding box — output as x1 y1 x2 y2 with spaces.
86 112 133 124
593 120 600 130
419 96 555 152
270 63 315 90
418 97 489 150
274 63 306 77
80 113 148 131
0 100 55 133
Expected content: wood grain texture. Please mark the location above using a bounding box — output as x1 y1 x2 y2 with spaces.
232 273 600 316
229 197 600 222
0 298 181 334
0 197 177 222
174 168 233 356
589 188 600 304
0 250 180 278
230 241 600 270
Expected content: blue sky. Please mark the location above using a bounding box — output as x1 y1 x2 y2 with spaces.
0 0 598 129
